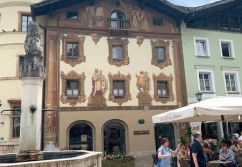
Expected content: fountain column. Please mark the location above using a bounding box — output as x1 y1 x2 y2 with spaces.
17 21 46 161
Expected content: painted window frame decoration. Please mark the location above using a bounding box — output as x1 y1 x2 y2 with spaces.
61 71 86 106
61 34 86 67
222 69 241 94
193 37 210 57
108 72 131 106
151 39 171 69
152 73 174 104
107 37 129 67
219 39 235 59
196 69 216 93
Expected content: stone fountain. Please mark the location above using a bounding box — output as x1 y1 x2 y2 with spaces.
0 21 102 166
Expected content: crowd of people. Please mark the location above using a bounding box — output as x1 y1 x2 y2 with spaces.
156 131 242 167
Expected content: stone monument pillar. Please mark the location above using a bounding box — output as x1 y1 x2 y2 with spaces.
17 21 46 161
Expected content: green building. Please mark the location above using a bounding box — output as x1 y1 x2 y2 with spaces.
181 0 242 139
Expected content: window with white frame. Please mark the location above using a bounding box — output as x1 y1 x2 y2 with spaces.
194 38 209 57
224 73 239 92
225 74 237 92
199 73 212 92
220 40 234 58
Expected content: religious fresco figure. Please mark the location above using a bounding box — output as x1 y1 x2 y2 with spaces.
132 9 140 30
90 69 106 96
140 11 149 29
94 6 104 26
136 71 149 94
85 6 95 27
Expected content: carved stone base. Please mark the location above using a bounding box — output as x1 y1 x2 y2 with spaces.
137 93 152 106
88 96 106 107
16 150 43 162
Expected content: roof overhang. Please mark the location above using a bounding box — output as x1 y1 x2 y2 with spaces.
31 0 186 25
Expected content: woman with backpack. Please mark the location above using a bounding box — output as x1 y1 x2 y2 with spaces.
157 138 181 167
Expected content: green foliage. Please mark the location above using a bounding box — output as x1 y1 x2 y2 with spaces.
178 137 186 146
185 126 193 139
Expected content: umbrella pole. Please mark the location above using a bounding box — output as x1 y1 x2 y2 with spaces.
221 115 228 140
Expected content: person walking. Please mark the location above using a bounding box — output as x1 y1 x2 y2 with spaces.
190 132 206 167
157 138 181 167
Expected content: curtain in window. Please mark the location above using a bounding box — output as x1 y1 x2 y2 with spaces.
112 46 123 60
113 82 118 96
155 47 165 61
72 81 79 96
67 81 72 96
196 41 207 56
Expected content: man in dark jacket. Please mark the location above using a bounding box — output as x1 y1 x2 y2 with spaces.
190 132 206 167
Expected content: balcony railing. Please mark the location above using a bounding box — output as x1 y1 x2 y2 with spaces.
108 18 130 30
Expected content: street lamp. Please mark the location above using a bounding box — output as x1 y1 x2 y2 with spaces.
195 91 203 102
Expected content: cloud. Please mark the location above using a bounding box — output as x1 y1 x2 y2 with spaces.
168 0 221 7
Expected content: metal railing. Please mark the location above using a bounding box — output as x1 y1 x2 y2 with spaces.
109 18 130 30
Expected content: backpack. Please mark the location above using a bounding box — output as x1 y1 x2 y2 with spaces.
153 153 159 165
153 147 165 165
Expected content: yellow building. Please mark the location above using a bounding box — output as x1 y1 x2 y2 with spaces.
0 0 42 154
31 0 187 156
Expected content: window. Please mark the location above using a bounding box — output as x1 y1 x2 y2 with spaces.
194 38 209 56
224 73 238 92
199 73 212 92
153 73 174 104
112 45 123 60
67 42 79 58
61 35 86 67
151 39 171 69
61 71 86 106
109 10 128 29
157 81 169 97
21 15 32 32
113 81 125 98
196 69 216 93
66 80 79 98
110 10 125 19
108 38 129 67
153 18 163 26
12 107 21 138
67 11 78 20
69 123 93 151
220 40 235 58
108 72 131 106
155 47 165 61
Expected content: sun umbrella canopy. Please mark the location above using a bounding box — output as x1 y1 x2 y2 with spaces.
152 97 242 123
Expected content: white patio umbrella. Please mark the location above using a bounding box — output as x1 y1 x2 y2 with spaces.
152 97 242 124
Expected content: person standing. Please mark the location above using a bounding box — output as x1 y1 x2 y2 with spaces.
190 132 206 167
157 138 181 167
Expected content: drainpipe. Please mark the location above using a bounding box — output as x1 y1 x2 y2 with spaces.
41 27 47 151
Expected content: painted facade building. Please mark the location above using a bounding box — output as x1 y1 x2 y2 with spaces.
181 0 242 140
0 0 43 154
31 0 187 155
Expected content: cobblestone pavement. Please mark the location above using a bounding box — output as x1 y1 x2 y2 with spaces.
135 155 155 167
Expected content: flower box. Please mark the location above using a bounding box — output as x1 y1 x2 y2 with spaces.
102 158 135 167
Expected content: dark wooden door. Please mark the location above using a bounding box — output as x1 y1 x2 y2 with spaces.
104 122 126 155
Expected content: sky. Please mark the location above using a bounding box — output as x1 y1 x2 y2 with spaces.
168 0 221 7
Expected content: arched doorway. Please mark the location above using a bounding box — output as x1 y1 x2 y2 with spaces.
155 123 175 150
69 123 93 151
103 122 126 155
